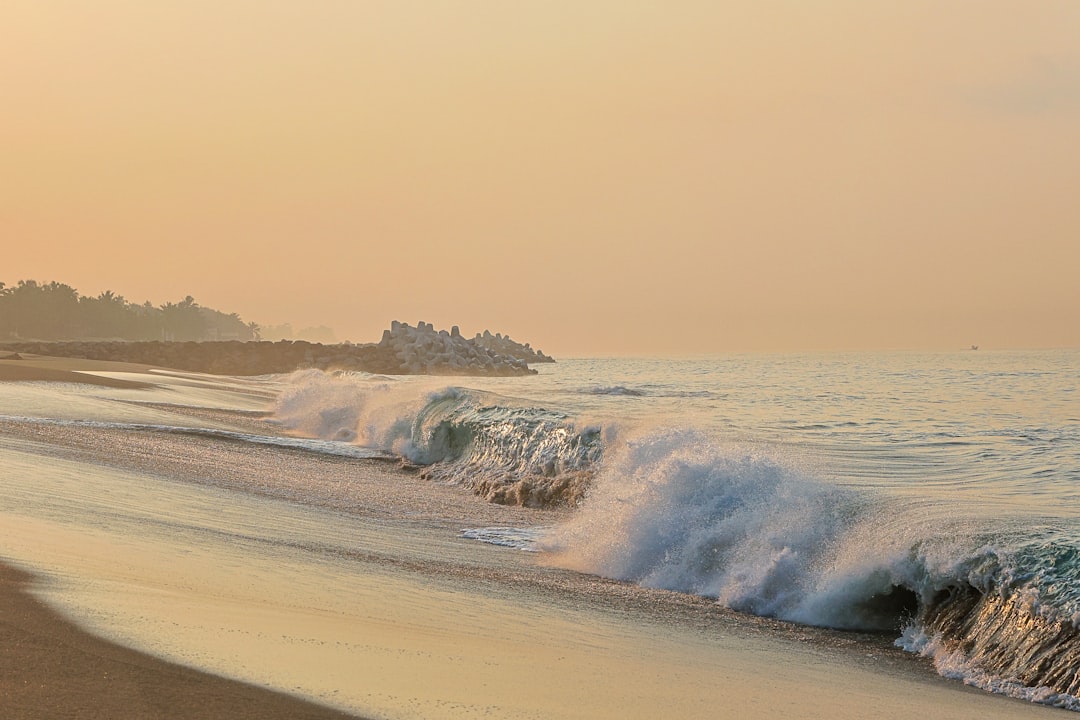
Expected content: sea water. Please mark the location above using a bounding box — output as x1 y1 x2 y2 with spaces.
270 349 1080 707
1 349 1078 714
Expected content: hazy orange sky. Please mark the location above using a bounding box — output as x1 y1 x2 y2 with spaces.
3 1 1078 355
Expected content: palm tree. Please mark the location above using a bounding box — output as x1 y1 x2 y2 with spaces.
160 296 206 341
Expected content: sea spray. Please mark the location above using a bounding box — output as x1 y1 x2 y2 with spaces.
271 370 446 454
271 369 375 442
543 428 910 626
543 426 1080 704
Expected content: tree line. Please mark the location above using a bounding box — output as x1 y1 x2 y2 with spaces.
0 280 260 342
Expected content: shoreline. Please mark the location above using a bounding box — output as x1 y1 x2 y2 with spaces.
0 360 1072 719
0 560 363 720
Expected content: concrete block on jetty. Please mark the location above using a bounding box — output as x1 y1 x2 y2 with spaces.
473 329 555 364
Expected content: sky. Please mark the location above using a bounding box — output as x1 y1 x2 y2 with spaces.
3 1 1078 356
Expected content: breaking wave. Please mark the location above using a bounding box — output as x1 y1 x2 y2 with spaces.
271 370 1080 708
544 429 1080 708
272 371 602 506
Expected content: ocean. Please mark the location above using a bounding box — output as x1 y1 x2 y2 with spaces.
1 349 1077 718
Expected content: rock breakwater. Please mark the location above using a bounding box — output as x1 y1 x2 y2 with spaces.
1 322 547 377
377 321 537 375
472 330 554 364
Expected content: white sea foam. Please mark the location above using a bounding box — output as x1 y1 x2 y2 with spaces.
544 427 1000 631
461 527 546 551
546 429 843 616
897 625 1080 711
272 370 442 459
271 369 377 442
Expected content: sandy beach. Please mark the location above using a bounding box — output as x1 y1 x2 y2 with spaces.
0 355 1071 719
0 561 362 720
0 354 362 718
6 0 1077 713
0 352 157 387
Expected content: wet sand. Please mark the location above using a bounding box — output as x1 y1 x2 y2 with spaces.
0 355 359 716
0 356 359 718
0 561 361 720
0 353 156 388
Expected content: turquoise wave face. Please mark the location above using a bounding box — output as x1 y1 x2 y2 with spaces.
1005 538 1080 624
406 388 603 506
913 540 1080 707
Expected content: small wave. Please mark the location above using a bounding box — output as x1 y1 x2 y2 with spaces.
461 527 546 551
272 371 603 507
582 385 717 399
585 385 647 397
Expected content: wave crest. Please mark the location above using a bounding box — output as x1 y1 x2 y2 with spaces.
545 429 911 627
545 429 1080 704
272 370 602 507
